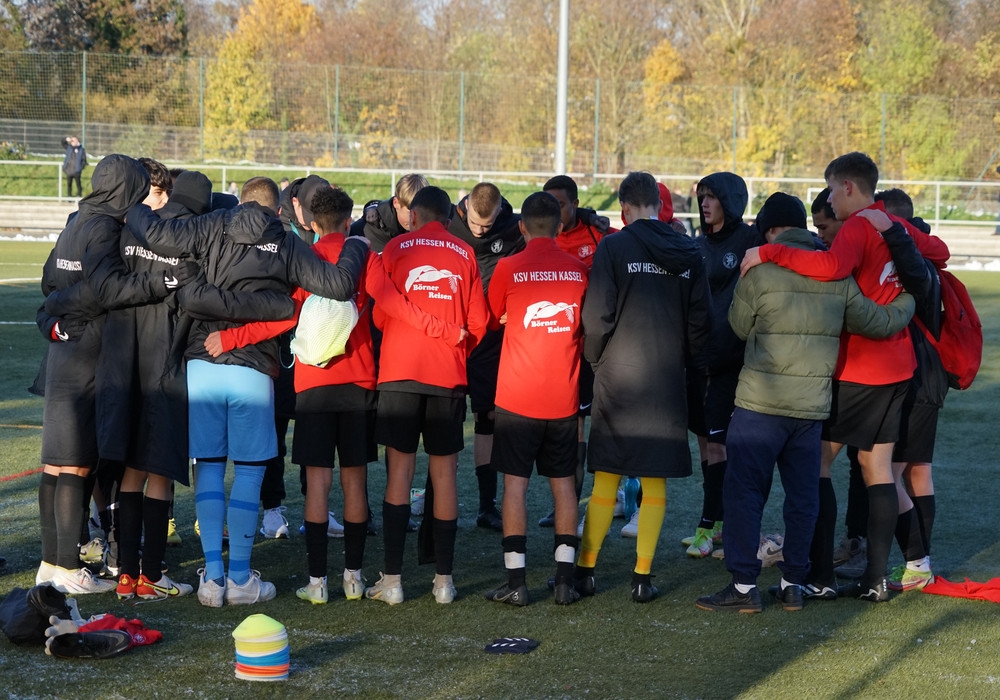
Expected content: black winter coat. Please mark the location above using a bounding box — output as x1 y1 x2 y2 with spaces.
448 195 524 291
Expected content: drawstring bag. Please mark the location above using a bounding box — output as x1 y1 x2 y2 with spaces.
288 295 359 368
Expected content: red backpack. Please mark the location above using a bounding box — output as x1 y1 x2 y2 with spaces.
916 269 982 390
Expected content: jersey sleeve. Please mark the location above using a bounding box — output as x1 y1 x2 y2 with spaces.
486 259 510 332
758 231 858 282
215 289 305 351
464 263 489 352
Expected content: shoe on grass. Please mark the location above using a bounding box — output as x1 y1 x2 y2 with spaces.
343 569 366 600
686 527 715 558
620 511 639 539
757 533 784 567
166 518 182 546
802 582 838 600
79 537 106 565
681 521 723 547
477 506 503 531
888 563 934 592
834 548 867 580
695 582 762 613
136 573 193 600
538 511 556 528
769 583 804 611
832 535 866 567
631 573 658 603
260 506 289 539
553 580 580 605
432 574 456 604
116 573 138 601
839 577 890 602
486 581 529 606
365 573 404 605
296 577 329 604
225 570 276 605
36 561 57 585
51 566 115 595
197 568 225 608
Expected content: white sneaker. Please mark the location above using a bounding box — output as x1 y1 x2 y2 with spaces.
343 569 365 601
758 533 784 567
296 577 328 605
51 566 115 595
260 506 289 539
36 561 57 585
79 537 106 565
432 574 456 604
576 514 586 538
620 511 639 538
327 511 345 538
365 572 404 605
197 568 225 608
613 489 626 518
225 570 277 605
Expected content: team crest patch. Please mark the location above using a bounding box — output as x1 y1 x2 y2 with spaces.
490 239 504 254
578 245 593 259
723 252 738 269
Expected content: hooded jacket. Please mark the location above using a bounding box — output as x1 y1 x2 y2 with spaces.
448 195 524 291
125 200 366 378
695 172 764 374
583 218 713 478
729 228 915 420
350 198 406 253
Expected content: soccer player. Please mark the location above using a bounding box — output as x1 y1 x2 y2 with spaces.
482 191 589 606
694 192 914 613
367 185 488 605
741 152 949 601
350 173 429 252
576 172 712 603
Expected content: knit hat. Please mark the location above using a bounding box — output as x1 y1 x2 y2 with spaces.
296 175 330 230
755 192 807 236
169 171 213 216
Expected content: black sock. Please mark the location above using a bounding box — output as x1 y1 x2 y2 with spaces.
382 502 411 576
433 518 458 576
55 473 86 570
702 460 727 524
864 483 898 586
894 507 926 562
575 442 587 500
342 520 367 572
553 534 577 582
260 455 286 510
503 535 527 588
39 473 58 565
476 464 497 512
845 448 868 539
167 482 175 520
118 491 144 578
305 520 328 579
79 470 98 546
912 494 935 556
810 477 837 585
141 496 170 581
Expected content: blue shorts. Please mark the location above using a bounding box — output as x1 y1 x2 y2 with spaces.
187 359 277 463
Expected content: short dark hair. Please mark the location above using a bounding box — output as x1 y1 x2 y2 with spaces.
311 186 354 233
241 176 280 211
543 175 578 202
824 152 878 197
468 182 502 217
520 191 562 238
410 186 452 224
618 171 659 208
811 188 835 219
138 157 171 194
874 187 914 220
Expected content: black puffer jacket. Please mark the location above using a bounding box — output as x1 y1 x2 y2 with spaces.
125 201 366 377
350 198 405 253
448 195 524 291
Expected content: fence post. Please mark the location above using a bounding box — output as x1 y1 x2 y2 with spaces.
199 57 204 162
334 65 340 167
458 72 465 174
593 78 600 178
81 52 87 145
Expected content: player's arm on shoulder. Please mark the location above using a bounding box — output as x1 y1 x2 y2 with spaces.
291 234 367 301
843 277 914 339
757 241 850 282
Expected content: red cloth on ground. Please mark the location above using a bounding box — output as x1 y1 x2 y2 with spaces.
921 576 1000 604
78 614 163 647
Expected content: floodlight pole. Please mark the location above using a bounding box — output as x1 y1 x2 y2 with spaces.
555 0 569 174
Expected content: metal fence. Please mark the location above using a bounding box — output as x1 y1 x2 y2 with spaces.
2 51 999 182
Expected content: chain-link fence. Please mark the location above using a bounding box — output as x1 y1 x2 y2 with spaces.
1 50 998 183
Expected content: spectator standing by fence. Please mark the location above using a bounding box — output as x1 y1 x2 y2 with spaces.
62 136 87 197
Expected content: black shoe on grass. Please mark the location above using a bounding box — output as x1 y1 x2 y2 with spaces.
696 582 762 613
485 582 529 607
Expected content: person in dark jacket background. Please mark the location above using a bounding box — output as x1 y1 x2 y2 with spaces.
683 171 763 559
576 171 712 603
62 136 87 197
351 173 429 253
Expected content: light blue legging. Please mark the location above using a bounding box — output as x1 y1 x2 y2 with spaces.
195 460 265 585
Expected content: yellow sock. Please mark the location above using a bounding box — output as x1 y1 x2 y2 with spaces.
577 471 619 568
634 477 667 575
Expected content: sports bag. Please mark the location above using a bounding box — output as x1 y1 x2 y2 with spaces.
915 269 982 390
288 293 359 368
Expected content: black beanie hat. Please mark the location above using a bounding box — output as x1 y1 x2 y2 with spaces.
169 170 213 215
755 192 807 236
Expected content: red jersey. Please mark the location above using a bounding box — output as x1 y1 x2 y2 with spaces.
487 237 589 419
759 201 949 385
217 234 464 393
555 219 613 269
375 221 488 391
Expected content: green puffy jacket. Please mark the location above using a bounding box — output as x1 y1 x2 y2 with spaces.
728 228 915 420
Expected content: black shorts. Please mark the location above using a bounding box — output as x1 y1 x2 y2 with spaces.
704 370 739 443
41 333 101 466
467 329 501 415
823 380 909 451
292 409 377 468
578 359 594 416
492 409 576 479
893 404 939 463
375 390 466 455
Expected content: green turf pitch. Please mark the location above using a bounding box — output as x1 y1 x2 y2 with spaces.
2 240 999 698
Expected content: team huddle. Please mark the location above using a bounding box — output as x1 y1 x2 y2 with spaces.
33 150 954 613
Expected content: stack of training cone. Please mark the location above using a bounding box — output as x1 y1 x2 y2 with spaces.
232 614 289 681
